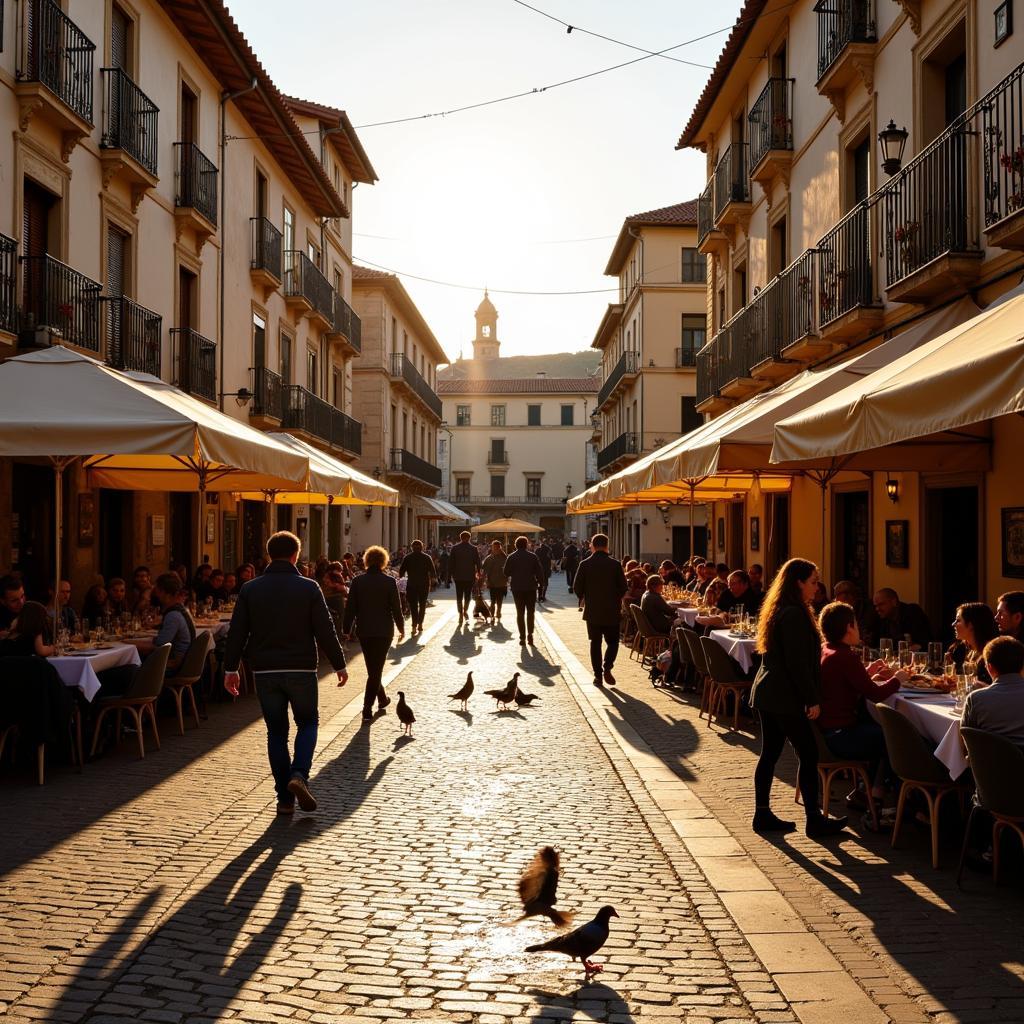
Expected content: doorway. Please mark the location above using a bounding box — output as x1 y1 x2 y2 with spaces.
12 462 54 600
99 489 132 582
241 499 265 565
833 489 870 595
728 502 745 569
169 492 194 570
765 493 790 579
924 482 980 638
672 524 708 565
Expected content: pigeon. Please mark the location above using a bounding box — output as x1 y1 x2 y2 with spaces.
448 671 474 711
524 905 618 978
517 846 574 927
396 691 416 736
484 672 519 710
514 689 541 708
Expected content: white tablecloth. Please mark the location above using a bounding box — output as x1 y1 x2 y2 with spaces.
48 644 142 702
871 691 966 780
672 607 701 627
709 628 757 673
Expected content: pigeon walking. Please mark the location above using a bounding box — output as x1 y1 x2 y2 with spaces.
396 691 416 736
524 905 618 978
484 672 520 710
514 689 541 708
517 846 574 926
448 671 474 711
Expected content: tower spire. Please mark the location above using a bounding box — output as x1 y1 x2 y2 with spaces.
473 291 500 360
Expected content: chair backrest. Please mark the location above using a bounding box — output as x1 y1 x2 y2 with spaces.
874 702 950 784
175 631 213 685
633 603 660 639
961 727 1024 817
811 722 842 763
675 628 694 669
682 628 709 675
628 603 643 634
125 643 172 701
700 635 745 684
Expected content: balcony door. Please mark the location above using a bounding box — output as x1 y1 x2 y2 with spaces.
106 224 130 365
22 178 58 323
110 5 132 72
180 83 197 147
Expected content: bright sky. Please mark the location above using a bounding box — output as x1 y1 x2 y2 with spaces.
232 0 742 362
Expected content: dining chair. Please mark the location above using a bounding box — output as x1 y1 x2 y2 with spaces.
674 626 695 690
957 727 1024 886
630 605 670 667
795 724 879 831
90 644 171 759
875 703 972 868
700 635 753 731
165 632 213 735
681 628 712 717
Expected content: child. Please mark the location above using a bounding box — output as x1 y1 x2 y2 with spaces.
471 572 492 622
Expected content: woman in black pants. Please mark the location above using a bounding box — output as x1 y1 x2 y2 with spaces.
749 558 847 838
342 546 405 722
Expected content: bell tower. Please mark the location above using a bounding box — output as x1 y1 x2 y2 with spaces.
472 290 500 360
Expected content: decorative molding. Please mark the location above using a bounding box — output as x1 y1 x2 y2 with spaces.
895 0 921 34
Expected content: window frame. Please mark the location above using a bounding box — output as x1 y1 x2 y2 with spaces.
456 404 471 426
490 404 506 427
527 404 541 426
681 247 707 284
560 404 574 427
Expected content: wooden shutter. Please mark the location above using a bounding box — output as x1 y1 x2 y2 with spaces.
110 6 130 71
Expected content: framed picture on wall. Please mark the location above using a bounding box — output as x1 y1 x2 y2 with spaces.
77 493 95 546
750 516 760 552
885 520 909 569
716 517 725 551
1001 507 1024 578
995 0 1013 46
205 509 216 545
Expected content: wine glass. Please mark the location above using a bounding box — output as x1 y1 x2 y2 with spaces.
928 641 943 673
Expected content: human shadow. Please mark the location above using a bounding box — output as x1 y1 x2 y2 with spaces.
518 646 562 686
443 625 482 664
526 982 636 1023
603 687 699 783
316 717 395 824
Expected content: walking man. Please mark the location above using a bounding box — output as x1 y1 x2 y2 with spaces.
438 545 451 589
504 535 545 646
536 538 553 602
400 539 436 635
450 530 481 622
563 539 580 590
224 531 347 815
573 533 627 686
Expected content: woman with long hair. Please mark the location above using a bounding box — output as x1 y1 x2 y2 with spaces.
749 558 847 837
0 601 56 658
948 602 999 684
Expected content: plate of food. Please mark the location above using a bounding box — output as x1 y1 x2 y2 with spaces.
900 674 946 694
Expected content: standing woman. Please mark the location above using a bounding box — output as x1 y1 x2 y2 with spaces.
749 558 847 837
481 541 508 623
342 545 405 722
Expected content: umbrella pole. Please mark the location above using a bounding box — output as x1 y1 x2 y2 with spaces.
197 464 209 571
51 457 74 628
688 482 696 561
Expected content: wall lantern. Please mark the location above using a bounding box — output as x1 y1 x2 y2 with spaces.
885 476 899 503
879 120 909 176
656 501 672 524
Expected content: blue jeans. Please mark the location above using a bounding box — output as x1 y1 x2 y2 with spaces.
255 672 319 804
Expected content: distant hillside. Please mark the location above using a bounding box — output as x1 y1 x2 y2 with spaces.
439 351 600 380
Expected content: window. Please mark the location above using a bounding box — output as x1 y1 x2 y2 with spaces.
681 396 702 434
455 477 470 500
283 206 295 253
482 325 491 337
280 331 293 384
253 312 266 369
527 404 541 426
681 248 706 283
306 349 317 393
438 438 447 458
490 474 505 498
111 4 133 74
526 477 541 499
490 404 506 426
332 367 342 408
489 440 506 463
456 404 471 426
560 404 574 426
679 315 706 366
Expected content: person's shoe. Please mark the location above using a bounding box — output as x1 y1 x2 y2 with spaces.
361 710 374 722
287 776 317 813
806 814 848 838
527 634 534 645
519 636 526 645
603 669 616 687
378 695 391 713
752 809 796 834
276 801 295 816
593 676 604 687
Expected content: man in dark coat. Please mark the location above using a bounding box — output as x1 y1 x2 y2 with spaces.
503 536 546 646
573 534 628 687
562 541 581 590
399 539 436 635
449 531 482 622
536 540 553 601
438 545 451 588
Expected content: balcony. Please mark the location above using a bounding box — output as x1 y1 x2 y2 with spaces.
465 494 570 506
696 181 728 257
769 250 828 365
0 235 17 336
675 346 698 368
19 254 101 351
101 295 161 376
331 407 362 457
597 431 639 474
389 353 443 419
389 448 443 490
283 251 334 329
982 62 1024 251
99 68 159 207
713 143 752 230
816 0 876 121
249 365 284 427
487 450 510 466
817 201 883 342
328 291 362 356
280 383 362 457
250 217 282 295
15 0 95 161
749 78 794 187
171 327 216 402
174 142 218 245
596 349 640 411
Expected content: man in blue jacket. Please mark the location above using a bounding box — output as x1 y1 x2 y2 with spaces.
224 531 348 815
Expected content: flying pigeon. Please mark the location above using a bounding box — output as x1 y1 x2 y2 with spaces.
514 689 541 708
396 691 416 736
517 845 574 926
485 672 520 710
448 671 474 711
524 905 618 978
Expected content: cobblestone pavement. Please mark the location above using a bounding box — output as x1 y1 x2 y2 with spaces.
1 592 799 1024
534 585 1024 1024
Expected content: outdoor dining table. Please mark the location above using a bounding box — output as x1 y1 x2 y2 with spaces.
869 689 967 780
47 643 142 702
709 628 757 673
671 606 701 627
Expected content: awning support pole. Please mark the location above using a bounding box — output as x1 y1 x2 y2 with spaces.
51 456 76 628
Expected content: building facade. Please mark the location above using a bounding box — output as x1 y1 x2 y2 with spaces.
591 201 709 563
679 0 1024 625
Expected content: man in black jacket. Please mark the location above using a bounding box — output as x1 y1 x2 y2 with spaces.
399 539 436 635
449 530 481 622
503 536 545 645
562 542 580 590
536 540 553 601
573 533 628 686
224 531 347 816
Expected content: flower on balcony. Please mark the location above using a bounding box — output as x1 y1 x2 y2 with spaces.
892 220 920 264
999 146 1024 175
58 302 75 321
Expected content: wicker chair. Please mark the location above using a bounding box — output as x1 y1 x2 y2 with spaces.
165 632 213 735
91 644 171 759
699 635 753 731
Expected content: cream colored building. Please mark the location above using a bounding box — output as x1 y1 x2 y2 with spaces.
0 0 376 596
591 201 709 562
438 296 597 537
350 266 447 552
679 0 1024 626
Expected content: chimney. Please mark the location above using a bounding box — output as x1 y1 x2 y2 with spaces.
536 370 546 378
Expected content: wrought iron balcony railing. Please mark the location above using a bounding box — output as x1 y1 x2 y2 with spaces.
100 67 158 175
675 346 698 368
283 250 334 322
170 327 216 402
816 0 876 80
0 234 17 335
749 78 794 170
487 451 509 466
20 254 101 351
597 349 640 409
174 142 218 226
330 291 362 352
597 431 638 472
250 365 284 420
713 143 751 220
818 202 874 327
697 181 715 248
282 384 333 443
982 61 1024 233
18 0 95 124
250 217 282 281
389 447 443 488
466 495 570 505
101 295 161 376
389 353 443 418
331 407 362 455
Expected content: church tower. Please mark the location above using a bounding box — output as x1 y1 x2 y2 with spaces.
472 291 500 360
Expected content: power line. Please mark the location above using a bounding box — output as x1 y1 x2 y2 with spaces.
356 230 618 245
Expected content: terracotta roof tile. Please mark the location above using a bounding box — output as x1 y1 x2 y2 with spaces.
624 199 699 226
438 378 599 395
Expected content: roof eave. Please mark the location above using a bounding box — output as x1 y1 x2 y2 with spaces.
352 271 447 363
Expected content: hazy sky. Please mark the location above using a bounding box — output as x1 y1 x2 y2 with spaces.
232 1 742 362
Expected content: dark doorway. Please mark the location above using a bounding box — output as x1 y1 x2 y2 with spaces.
765 493 790 580
169 492 194 570
672 524 708 565
834 489 870 595
241 500 265 566
728 502 745 569
12 462 54 600
221 513 238 573
99 489 132 582
309 507 324 560
328 506 343 560
924 484 979 639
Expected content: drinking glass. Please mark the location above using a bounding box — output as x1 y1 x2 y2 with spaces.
880 638 894 659
954 674 968 713
928 642 943 673
913 651 928 674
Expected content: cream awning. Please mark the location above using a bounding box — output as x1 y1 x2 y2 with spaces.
415 496 470 521
771 294 1019 469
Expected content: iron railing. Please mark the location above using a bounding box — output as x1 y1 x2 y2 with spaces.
330 291 362 352
19 0 95 124
101 295 161 375
174 142 218 225
0 234 17 334
20 254 101 350
250 365 284 420
389 447 443 488
170 327 216 401
816 0 876 80
282 384 333 442
982 62 1024 231
283 250 334 321
597 431 638 472
100 67 158 175
818 202 874 326
487 450 509 465
676 346 699 367
697 181 715 248
332 407 362 455
250 217 282 281
465 495 568 505
749 78 794 171
389 353 443 418
597 349 640 408
713 143 750 221
763 250 817 362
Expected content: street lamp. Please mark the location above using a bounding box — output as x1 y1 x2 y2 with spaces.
879 119 909 175
656 501 672 524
